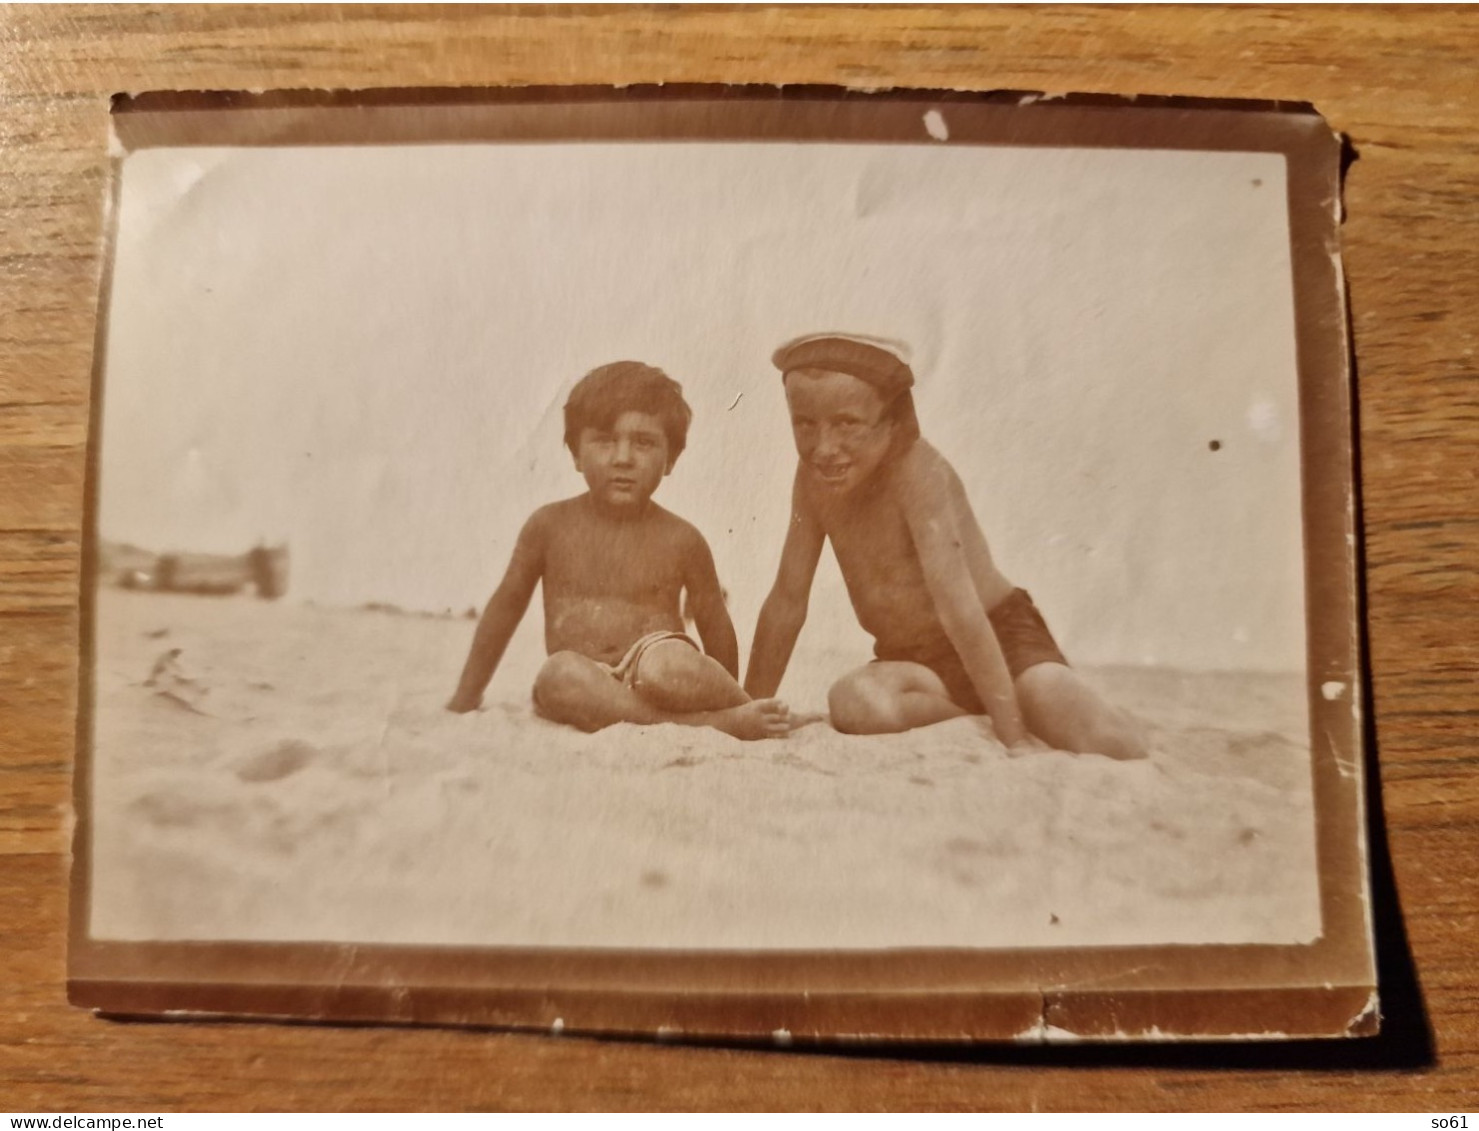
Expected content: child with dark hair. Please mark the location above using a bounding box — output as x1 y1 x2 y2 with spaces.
449 361 790 740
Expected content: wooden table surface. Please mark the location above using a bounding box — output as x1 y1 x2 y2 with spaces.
2 4 1475 1112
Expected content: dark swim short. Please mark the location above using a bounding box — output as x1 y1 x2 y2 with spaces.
877 588 1068 714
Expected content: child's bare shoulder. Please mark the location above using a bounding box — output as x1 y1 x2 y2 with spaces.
510 498 594 558
647 503 711 552
525 494 589 529
894 440 965 503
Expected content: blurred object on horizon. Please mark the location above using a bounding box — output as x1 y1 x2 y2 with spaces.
103 540 289 599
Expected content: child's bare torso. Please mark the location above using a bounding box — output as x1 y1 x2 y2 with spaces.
805 440 1015 657
536 495 691 665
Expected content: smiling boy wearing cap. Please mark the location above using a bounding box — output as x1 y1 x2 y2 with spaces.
745 335 1147 759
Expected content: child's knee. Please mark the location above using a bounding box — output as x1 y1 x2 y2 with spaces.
828 672 902 735
635 641 741 712
533 651 597 720
635 640 704 692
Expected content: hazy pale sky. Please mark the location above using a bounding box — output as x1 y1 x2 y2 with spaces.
100 138 1306 671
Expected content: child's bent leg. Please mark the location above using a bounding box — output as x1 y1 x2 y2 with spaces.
828 662 970 735
632 639 749 713
534 650 790 740
1015 662 1149 760
534 651 649 732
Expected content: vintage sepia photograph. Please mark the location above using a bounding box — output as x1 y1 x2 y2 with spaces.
72 90 1373 1039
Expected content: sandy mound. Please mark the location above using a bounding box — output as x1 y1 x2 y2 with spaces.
88 590 1319 949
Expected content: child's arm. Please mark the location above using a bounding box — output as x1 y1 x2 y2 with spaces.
900 461 1029 747
744 470 825 698
682 533 740 679
446 512 546 712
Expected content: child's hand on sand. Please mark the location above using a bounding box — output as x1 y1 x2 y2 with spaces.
1006 736 1049 758
970 715 1029 753
445 692 481 715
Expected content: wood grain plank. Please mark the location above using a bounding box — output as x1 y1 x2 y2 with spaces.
1 2 1475 1111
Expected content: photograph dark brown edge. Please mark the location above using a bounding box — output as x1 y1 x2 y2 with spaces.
70 84 1374 1044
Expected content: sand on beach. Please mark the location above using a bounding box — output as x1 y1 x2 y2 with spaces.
86 589 1321 950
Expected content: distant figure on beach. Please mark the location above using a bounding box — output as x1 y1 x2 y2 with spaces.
745 334 1146 759
248 543 291 600
447 362 791 739
121 542 290 599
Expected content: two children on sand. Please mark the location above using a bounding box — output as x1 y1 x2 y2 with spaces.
448 340 1147 760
